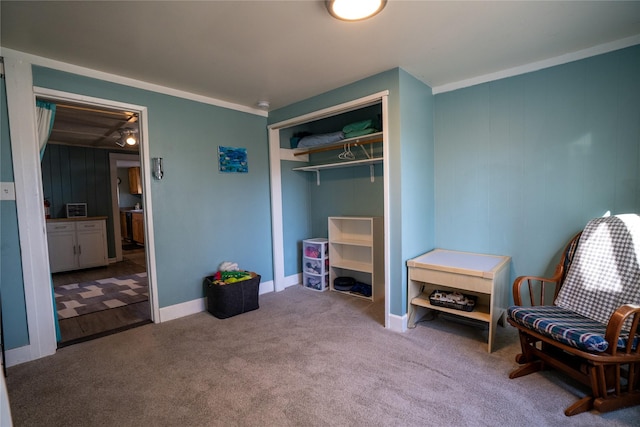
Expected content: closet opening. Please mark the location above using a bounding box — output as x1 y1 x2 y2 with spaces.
268 91 390 327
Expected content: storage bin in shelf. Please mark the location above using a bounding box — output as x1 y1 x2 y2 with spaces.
410 292 491 323
303 272 329 292
303 238 328 259
303 257 329 276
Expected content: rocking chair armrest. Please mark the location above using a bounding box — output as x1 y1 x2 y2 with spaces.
605 304 640 355
512 271 563 306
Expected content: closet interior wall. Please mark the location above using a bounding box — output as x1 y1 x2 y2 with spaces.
278 103 384 281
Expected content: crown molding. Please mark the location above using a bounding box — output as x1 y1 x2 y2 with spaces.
0 47 268 117
432 35 640 95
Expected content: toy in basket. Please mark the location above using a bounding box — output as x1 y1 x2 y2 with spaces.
204 262 261 319
429 290 477 312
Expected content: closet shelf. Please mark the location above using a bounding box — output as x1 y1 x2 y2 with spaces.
292 157 383 186
293 132 383 157
292 157 382 172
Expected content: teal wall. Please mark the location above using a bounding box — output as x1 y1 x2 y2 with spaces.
270 68 435 316
41 144 131 258
434 44 640 284
279 103 385 276
281 159 312 276
30 66 273 308
1 76 30 349
398 70 435 313
5 43 636 351
1 66 272 348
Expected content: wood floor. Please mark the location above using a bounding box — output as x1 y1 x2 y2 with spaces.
53 247 152 347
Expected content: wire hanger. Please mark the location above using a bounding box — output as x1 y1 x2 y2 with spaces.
338 143 355 160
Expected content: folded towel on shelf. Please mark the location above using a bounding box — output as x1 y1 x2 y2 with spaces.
342 119 374 134
297 131 345 148
344 128 378 139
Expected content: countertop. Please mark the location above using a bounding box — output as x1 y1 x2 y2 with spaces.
46 216 108 222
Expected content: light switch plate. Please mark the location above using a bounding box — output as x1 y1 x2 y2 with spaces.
0 182 16 200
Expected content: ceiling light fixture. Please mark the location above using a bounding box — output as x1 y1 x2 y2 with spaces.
326 0 386 21
117 128 138 147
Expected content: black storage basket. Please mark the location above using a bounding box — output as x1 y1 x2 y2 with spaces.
204 273 261 319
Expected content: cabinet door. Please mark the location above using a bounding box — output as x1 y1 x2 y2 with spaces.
120 211 128 238
132 213 144 245
128 167 142 195
76 221 107 269
47 224 77 273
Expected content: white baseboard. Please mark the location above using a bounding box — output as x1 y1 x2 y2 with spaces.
5 344 36 367
259 279 275 294
282 273 301 289
387 312 407 333
158 278 276 323
159 298 206 322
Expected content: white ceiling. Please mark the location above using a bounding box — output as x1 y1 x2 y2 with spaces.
2 1 640 111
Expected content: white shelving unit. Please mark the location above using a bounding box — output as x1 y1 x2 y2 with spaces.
328 216 384 301
302 238 329 292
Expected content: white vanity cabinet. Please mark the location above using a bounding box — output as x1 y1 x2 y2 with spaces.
47 218 108 273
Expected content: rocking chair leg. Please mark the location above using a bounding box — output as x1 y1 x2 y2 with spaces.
515 353 527 364
509 360 544 379
564 396 594 416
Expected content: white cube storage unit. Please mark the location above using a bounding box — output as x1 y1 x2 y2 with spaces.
328 216 384 301
302 238 329 292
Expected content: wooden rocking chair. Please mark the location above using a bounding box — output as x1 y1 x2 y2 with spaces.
507 214 640 416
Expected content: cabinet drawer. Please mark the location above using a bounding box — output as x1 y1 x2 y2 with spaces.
77 221 102 231
46 222 74 232
409 267 493 294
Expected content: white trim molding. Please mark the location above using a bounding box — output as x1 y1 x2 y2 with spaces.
158 279 276 322
0 47 268 117
159 298 206 323
5 345 35 368
387 313 407 333
3 55 58 363
32 88 162 325
433 34 640 94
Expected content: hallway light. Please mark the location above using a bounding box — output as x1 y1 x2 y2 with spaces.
117 128 138 147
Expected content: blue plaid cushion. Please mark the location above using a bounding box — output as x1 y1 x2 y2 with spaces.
508 305 637 353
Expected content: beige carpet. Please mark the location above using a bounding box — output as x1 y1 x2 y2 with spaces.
6 286 639 426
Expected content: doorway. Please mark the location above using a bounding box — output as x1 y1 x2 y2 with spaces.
38 96 153 347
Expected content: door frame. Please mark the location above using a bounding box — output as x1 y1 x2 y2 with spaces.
110 154 141 262
4 56 159 364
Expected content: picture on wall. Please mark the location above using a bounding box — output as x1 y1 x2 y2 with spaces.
218 146 248 173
